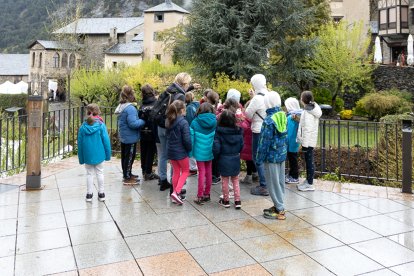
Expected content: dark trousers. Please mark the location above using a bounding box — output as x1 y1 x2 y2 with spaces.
212 158 220 178
287 152 299 179
246 160 257 175
140 139 156 175
121 142 137 179
302 147 314 184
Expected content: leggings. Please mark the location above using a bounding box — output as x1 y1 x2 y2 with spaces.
171 157 190 194
121 143 137 179
246 160 257 175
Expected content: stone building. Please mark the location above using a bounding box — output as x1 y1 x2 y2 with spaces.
329 0 373 34
0 54 29 83
104 38 143 69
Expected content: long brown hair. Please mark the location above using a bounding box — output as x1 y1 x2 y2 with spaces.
166 100 186 128
196 102 214 115
119 85 136 104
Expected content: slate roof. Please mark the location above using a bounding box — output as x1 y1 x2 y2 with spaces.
144 1 189 14
132 32 144 41
28 40 77 51
0 54 29 76
105 42 143 55
54 17 144 34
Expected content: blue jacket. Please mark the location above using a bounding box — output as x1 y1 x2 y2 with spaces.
78 119 111 165
256 107 287 164
115 103 145 144
167 116 192 160
287 113 300 153
213 126 244 176
186 101 200 125
190 113 216 161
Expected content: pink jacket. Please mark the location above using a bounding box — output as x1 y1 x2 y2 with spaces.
240 116 253 161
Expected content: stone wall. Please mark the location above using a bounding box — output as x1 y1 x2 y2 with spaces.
373 66 414 94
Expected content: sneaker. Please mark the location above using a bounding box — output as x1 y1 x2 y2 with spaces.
170 192 184 205
202 195 211 202
160 180 172 191
123 178 139 185
263 206 276 214
240 175 253 185
179 194 186 201
252 173 259 182
212 176 221 185
234 201 242 209
250 185 269 196
131 174 140 180
219 192 234 200
85 193 93 202
98 192 105 202
285 175 291 184
189 170 198 176
218 198 230 208
264 209 286 220
194 197 204 205
180 189 186 195
297 180 315 192
144 172 159 181
287 177 299 184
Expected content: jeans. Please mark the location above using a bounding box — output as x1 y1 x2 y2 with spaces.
246 160 257 175
252 133 266 187
140 139 156 175
171 158 189 194
121 143 137 179
85 163 104 194
287 152 299 179
265 162 285 211
302 147 314 185
157 126 168 181
196 161 212 198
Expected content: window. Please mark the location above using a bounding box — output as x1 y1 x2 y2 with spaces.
69 54 76 68
332 16 343 24
112 61 118 68
388 7 397 28
401 7 408 28
32 53 35 67
61 53 68 68
155 54 161 61
38 53 42 68
380 9 387 30
154 13 164 22
53 53 60 68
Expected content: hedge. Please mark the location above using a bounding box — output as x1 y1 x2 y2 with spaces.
0 94 28 112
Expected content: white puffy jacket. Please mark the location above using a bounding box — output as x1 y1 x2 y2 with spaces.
245 93 267 133
297 103 322 148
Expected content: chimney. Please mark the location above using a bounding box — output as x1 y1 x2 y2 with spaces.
109 27 118 44
165 0 172 6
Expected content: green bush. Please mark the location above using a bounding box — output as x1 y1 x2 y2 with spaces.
312 87 344 112
0 94 28 112
354 90 413 121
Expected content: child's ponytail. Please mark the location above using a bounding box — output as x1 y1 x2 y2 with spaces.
166 100 185 128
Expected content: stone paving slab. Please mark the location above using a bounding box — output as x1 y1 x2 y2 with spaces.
1 157 414 275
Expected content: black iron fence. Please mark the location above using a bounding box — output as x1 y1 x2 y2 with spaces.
1 107 412 186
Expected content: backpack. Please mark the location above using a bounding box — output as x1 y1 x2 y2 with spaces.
139 104 155 141
149 90 180 128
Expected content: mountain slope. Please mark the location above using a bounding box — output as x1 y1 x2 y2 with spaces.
0 0 192 54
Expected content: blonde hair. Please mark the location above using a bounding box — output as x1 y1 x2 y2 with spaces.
174 72 192 87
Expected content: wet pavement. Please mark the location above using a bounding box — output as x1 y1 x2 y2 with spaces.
1 157 414 275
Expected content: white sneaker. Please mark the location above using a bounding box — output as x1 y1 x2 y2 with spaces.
297 182 315 192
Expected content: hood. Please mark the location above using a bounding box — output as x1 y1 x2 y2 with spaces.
227 89 241 103
271 111 287 133
81 120 102 135
264 91 281 110
285 97 301 113
115 103 133 114
195 113 217 131
167 83 186 95
304 102 322 118
250 74 267 94
188 101 200 109
217 126 242 145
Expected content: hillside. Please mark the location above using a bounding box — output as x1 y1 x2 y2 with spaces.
0 0 192 54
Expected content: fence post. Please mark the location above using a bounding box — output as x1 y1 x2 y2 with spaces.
321 120 326 172
25 95 43 190
402 120 412 194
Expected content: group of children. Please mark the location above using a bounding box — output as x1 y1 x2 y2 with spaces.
77 72 322 220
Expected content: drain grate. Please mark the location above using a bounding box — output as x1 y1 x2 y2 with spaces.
0 183 19 193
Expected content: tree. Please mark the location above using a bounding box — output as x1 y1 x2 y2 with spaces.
178 0 324 83
307 21 373 110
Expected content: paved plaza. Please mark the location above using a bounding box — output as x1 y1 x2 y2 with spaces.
1 157 414 275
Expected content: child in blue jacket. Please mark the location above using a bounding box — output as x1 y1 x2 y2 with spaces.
256 91 288 220
284 97 302 184
185 92 200 175
78 104 111 202
190 103 217 205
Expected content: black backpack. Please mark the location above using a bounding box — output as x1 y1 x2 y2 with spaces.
149 90 180 128
139 104 155 141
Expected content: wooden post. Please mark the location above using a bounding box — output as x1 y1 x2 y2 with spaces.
26 95 43 190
